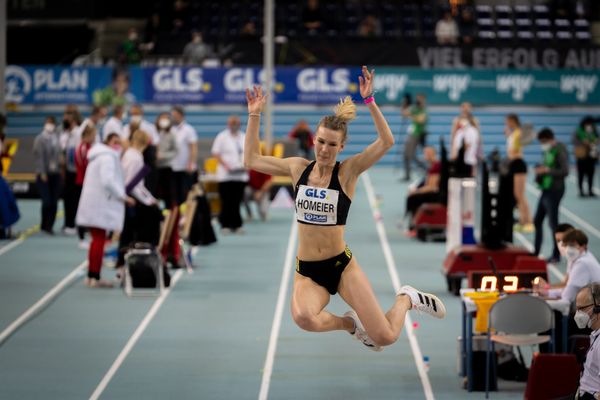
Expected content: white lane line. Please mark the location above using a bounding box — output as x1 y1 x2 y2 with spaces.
0 261 87 345
89 269 184 400
526 184 600 241
0 237 25 257
513 232 565 281
258 217 297 400
362 172 435 400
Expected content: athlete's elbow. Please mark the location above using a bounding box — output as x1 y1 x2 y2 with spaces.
243 154 254 169
383 137 395 150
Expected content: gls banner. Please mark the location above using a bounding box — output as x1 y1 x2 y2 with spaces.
5 66 599 105
142 66 362 104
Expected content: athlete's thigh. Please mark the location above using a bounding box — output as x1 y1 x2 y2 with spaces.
337 258 388 331
291 272 331 316
513 173 526 199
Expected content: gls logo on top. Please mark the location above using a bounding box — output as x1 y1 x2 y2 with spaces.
305 188 328 200
5 66 89 103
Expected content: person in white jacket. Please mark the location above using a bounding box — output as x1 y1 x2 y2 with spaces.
76 133 134 288
116 130 160 270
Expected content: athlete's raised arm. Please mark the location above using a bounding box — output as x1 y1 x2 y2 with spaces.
243 86 306 176
345 66 394 175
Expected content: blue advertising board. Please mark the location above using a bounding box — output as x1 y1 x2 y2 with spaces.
4 65 599 105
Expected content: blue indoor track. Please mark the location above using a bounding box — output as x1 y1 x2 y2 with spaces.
1 168 599 399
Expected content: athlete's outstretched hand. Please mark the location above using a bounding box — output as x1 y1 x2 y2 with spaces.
358 65 375 99
246 85 267 114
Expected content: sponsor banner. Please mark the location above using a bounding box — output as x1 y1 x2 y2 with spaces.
373 67 600 105
4 66 111 104
5 65 599 105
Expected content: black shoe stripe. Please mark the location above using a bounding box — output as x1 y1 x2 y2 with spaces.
424 296 430 306
418 293 424 303
431 298 437 312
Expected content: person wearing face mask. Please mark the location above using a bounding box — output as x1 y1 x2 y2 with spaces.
76 133 135 288
124 105 159 194
573 116 599 197
537 229 600 300
557 230 600 305
401 93 428 181
211 115 249 233
155 112 177 208
535 224 575 291
59 110 81 236
102 105 126 143
575 283 600 399
533 128 570 264
33 116 62 234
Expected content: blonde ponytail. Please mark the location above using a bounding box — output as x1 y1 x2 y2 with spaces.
333 96 357 123
317 96 356 143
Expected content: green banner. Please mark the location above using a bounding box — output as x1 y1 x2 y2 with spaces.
372 68 600 105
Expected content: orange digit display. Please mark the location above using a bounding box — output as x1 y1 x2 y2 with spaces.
481 276 497 291
503 276 518 292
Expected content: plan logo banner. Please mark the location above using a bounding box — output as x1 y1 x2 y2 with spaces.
4 66 108 104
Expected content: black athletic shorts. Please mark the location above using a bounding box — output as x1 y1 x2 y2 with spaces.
296 246 353 295
509 158 528 174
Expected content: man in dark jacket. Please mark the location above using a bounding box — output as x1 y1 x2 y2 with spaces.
534 128 569 263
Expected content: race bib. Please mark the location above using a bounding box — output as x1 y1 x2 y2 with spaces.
295 184 339 225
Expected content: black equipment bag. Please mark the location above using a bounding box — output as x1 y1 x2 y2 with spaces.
126 242 171 289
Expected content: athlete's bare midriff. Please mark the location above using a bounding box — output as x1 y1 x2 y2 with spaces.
297 224 346 261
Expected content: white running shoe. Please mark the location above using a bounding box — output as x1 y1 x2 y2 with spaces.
399 285 446 319
343 310 383 352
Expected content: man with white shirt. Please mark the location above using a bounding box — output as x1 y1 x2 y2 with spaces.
170 106 198 205
123 104 159 145
451 117 479 176
77 105 107 142
102 105 125 142
575 283 600 399
211 115 248 233
59 110 81 235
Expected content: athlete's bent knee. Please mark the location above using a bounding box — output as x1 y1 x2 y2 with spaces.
370 330 399 347
292 309 320 332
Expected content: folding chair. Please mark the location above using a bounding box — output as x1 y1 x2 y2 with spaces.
485 293 554 398
524 353 579 400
